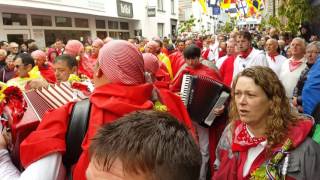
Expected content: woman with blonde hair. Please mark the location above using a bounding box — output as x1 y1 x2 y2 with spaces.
214 66 320 179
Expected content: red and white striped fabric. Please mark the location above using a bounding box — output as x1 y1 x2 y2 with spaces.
98 40 145 85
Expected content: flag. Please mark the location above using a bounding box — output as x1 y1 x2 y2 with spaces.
212 5 221 15
220 0 236 9
199 0 208 13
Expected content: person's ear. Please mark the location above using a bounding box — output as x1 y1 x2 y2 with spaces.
96 68 104 78
26 64 33 71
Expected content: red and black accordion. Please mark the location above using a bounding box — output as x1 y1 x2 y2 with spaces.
10 82 87 169
180 74 230 127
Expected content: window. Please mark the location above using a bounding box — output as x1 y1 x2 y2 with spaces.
157 23 164 38
109 31 119 39
120 22 129 30
171 0 175 14
75 18 89 28
2 13 27 26
31 14 52 26
108 21 118 29
96 20 105 29
157 0 164 11
119 32 130 40
55 16 72 27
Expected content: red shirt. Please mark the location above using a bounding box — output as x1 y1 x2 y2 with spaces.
20 83 154 179
170 64 222 92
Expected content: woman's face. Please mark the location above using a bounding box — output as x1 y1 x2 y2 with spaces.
234 76 271 127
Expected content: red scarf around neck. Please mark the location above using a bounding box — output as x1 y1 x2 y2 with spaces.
289 58 304 72
232 122 266 152
268 52 279 61
239 48 253 59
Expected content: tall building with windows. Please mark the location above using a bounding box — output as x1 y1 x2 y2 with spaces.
0 0 179 48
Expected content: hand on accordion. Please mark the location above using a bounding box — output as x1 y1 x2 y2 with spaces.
0 129 10 150
213 105 225 116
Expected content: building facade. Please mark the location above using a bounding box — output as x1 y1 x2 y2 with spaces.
0 0 178 48
179 0 216 35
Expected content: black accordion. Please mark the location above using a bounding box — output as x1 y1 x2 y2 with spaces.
180 74 230 127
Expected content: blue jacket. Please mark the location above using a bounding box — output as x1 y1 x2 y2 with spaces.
302 56 320 115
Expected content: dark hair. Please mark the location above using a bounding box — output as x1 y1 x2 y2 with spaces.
0 41 8 47
176 39 185 45
89 110 201 180
14 53 35 67
28 44 38 53
25 39 35 45
154 39 163 48
183 44 201 59
54 54 77 69
238 31 252 42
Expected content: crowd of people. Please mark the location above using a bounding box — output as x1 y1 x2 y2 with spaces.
0 24 319 180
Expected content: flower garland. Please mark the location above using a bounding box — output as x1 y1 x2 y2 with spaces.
0 82 27 130
250 138 293 180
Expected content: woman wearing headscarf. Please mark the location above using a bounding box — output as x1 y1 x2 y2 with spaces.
143 53 194 136
214 66 320 180
31 50 56 83
0 40 155 179
64 40 93 79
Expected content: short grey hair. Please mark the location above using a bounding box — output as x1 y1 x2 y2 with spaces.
307 41 320 52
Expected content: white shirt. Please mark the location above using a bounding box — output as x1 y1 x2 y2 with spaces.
243 128 267 177
266 54 287 77
216 55 229 69
233 48 268 80
208 41 219 61
279 57 307 99
0 149 65 180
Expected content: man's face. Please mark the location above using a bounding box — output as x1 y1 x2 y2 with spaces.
14 58 30 78
237 36 251 52
86 158 149 180
290 39 305 57
226 42 236 55
265 40 278 54
5 57 15 70
55 41 63 50
92 45 101 56
1 42 9 51
53 60 74 82
177 42 185 52
10 43 19 54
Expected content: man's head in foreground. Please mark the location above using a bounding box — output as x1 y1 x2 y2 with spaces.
87 110 201 180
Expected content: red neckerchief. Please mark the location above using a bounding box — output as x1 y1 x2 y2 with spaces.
232 122 266 152
268 52 279 62
289 59 303 72
239 48 253 59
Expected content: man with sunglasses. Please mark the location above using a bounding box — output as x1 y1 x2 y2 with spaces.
6 53 43 91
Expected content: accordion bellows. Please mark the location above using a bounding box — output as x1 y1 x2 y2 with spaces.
180 74 230 127
10 82 87 169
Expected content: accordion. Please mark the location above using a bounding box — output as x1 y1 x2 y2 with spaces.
10 82 87 169
180 74 230 127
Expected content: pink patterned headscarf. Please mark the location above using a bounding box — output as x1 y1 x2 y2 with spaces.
143 53 159 74
92 38 104 48
31 50 46 62
64 40 84 57
98 40 145 85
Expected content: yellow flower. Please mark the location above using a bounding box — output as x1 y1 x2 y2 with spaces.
68 74 81 83
0 82 8 102
153 101 168 112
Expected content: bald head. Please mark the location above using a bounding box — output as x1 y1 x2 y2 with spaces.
145 41 160 55
265 38 278 54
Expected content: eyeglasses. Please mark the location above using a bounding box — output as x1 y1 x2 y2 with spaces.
15 64 25 68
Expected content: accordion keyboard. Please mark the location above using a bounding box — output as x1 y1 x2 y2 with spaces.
180 74 192 106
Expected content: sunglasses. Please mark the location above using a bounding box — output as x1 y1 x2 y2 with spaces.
15 64 25 68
